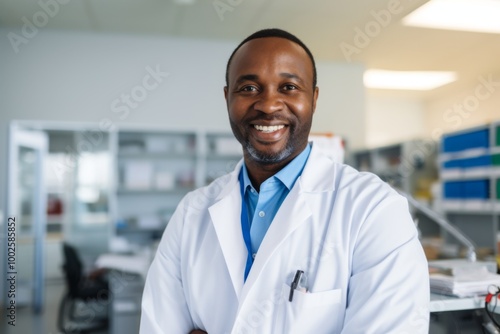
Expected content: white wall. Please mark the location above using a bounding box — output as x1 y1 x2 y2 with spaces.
315 62 366 149
0 30 234 128
365 73 500 149
0 28 366 134
423 75 500 141
365 94 426 148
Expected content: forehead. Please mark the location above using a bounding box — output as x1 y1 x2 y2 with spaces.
228 37 313 83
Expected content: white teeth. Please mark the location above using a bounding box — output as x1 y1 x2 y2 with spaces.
254 124 285 133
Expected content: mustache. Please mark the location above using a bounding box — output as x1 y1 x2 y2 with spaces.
244 113 291 123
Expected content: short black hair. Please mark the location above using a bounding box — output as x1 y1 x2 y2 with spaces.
225 28 317 89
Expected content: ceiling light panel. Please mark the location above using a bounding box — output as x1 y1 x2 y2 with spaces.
403 0 500 34
364 70 458 90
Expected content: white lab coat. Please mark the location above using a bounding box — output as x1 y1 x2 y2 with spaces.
140 145 430 334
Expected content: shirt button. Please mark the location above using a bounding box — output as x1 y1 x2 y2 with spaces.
259 211 265 217
251 189 256 193
252 253 256 259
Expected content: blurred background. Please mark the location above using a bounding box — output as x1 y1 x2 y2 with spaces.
1 0 500 333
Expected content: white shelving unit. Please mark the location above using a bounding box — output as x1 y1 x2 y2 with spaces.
352 140 438 198
438 123 500 258
112 128 242 244
351 140 439 238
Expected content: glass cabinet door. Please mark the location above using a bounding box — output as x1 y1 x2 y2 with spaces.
6 125 48 313
63 130 113 261
17 146 38 234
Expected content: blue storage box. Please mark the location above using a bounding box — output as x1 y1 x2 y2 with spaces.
463 179 489 199
442 155 491 169
442 129 490 153
443 181 463 199
443 159 462 169
463 155 491 168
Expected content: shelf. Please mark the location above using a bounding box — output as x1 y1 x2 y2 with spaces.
372 166 401 176
205 153 242 160
118 152 196 159
113 129 246 244
117 187 194 195
351 140 437 197
440 167 500 180
47 222 62 233
440 200 500 214
439 147 490 162
437 124 500 257
47 214 63 223
116 227 166 234
430 293 485 313
439 147 500 162
79 212 110 224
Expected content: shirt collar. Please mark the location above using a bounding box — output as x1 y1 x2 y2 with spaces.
241 143 312 192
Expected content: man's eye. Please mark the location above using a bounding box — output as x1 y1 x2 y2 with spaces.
240 86 257 92
283 84 298 91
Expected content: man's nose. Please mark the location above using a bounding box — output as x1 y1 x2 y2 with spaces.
253 90 284 114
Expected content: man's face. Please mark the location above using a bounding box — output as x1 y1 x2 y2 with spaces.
225 37 319 165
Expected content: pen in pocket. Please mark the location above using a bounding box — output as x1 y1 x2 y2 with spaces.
289 270 307 302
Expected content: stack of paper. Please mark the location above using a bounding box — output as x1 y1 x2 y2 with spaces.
430 266 500 297
96 253 151 279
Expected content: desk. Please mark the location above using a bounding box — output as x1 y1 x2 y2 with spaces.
109 270 144 334
96 253 151 278
96 253 151 334
430 293 486 313
429 293 500 333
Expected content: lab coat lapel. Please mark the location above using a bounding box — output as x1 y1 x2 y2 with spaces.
242 184 312 294
237 145 336 306
208 167 246 299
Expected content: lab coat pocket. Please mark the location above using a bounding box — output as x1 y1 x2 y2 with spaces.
279 283 342 334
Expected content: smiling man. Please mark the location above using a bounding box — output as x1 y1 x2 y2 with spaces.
140 28 429 334
225 34 317 192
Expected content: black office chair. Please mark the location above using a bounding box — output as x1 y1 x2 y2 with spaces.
58 242 109 333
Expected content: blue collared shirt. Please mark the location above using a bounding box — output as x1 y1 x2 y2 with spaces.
241 143 311 257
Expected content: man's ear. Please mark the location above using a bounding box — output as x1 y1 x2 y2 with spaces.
224 86 228 102
312 86 319 114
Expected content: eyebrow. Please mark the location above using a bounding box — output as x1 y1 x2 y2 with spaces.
234 73 305 86
279 72 305 85
234 74 258 86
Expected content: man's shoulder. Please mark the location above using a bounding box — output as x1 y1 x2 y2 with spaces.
337 162 386 182
332 162 397 198
302 151 395 198
311 155 387 186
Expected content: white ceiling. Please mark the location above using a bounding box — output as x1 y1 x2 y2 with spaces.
1 0 499 100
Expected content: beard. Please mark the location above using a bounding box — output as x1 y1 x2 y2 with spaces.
244 136 295 165
229 111 313 166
